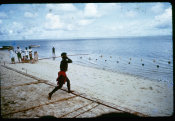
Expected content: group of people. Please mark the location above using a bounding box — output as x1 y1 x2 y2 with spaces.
8 46 38 64
10 46 73 100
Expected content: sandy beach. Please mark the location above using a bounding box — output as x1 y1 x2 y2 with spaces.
0 50 173 117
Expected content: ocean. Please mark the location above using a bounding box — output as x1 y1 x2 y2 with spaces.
0 35 173 85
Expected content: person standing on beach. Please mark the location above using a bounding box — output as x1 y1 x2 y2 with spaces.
21 51 25 62
15 46 22 63
24 47 29 60
9 47 15 64
48 52 73 100
28 46 33 61
34 51 38 62
52 46 56 60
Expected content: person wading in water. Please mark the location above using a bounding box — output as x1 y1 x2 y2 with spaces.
48 52 73 100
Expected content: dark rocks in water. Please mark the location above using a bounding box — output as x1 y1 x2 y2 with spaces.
157 65 159 68
142 64 144 66
168 61 171 64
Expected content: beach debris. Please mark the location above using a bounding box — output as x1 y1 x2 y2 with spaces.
157 65 159 68
142 64 144 66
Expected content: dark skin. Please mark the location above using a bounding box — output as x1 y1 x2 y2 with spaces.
60 55 72 72
48 54 73 100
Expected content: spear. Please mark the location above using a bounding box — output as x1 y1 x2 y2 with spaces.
38 54 89 60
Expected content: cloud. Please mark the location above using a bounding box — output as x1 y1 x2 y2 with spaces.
151 3 164 14
125 10 137 18
98 3 121 16
24 12 37 18
84 3 100 18
154 7 172 29
45 13 64 30
46 4 77 12
78 19 94 26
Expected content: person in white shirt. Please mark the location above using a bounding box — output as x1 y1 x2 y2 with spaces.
9 47 15 64
16 46 22 62
21 51 25 62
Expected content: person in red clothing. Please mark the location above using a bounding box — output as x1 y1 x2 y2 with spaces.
48 52 73 100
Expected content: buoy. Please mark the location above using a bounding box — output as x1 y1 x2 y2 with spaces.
157 65 159 68
168 61 171 64
142 64 144 66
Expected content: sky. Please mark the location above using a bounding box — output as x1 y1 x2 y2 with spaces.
0 2 172 40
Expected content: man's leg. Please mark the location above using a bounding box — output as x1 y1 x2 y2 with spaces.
48 82 63 100
66 78 73 93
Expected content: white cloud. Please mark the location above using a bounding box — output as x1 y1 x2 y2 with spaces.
24 12 37 18
154 7 172 29
84 3 100 18
151 3 164 14
125 10 137 18
98 3 121 16
46 4 77 12
45 13 64 30
78 19 94 26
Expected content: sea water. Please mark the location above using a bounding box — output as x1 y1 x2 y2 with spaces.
0 35 173 85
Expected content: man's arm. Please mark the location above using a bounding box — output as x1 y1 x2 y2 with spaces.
66 57 72 63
